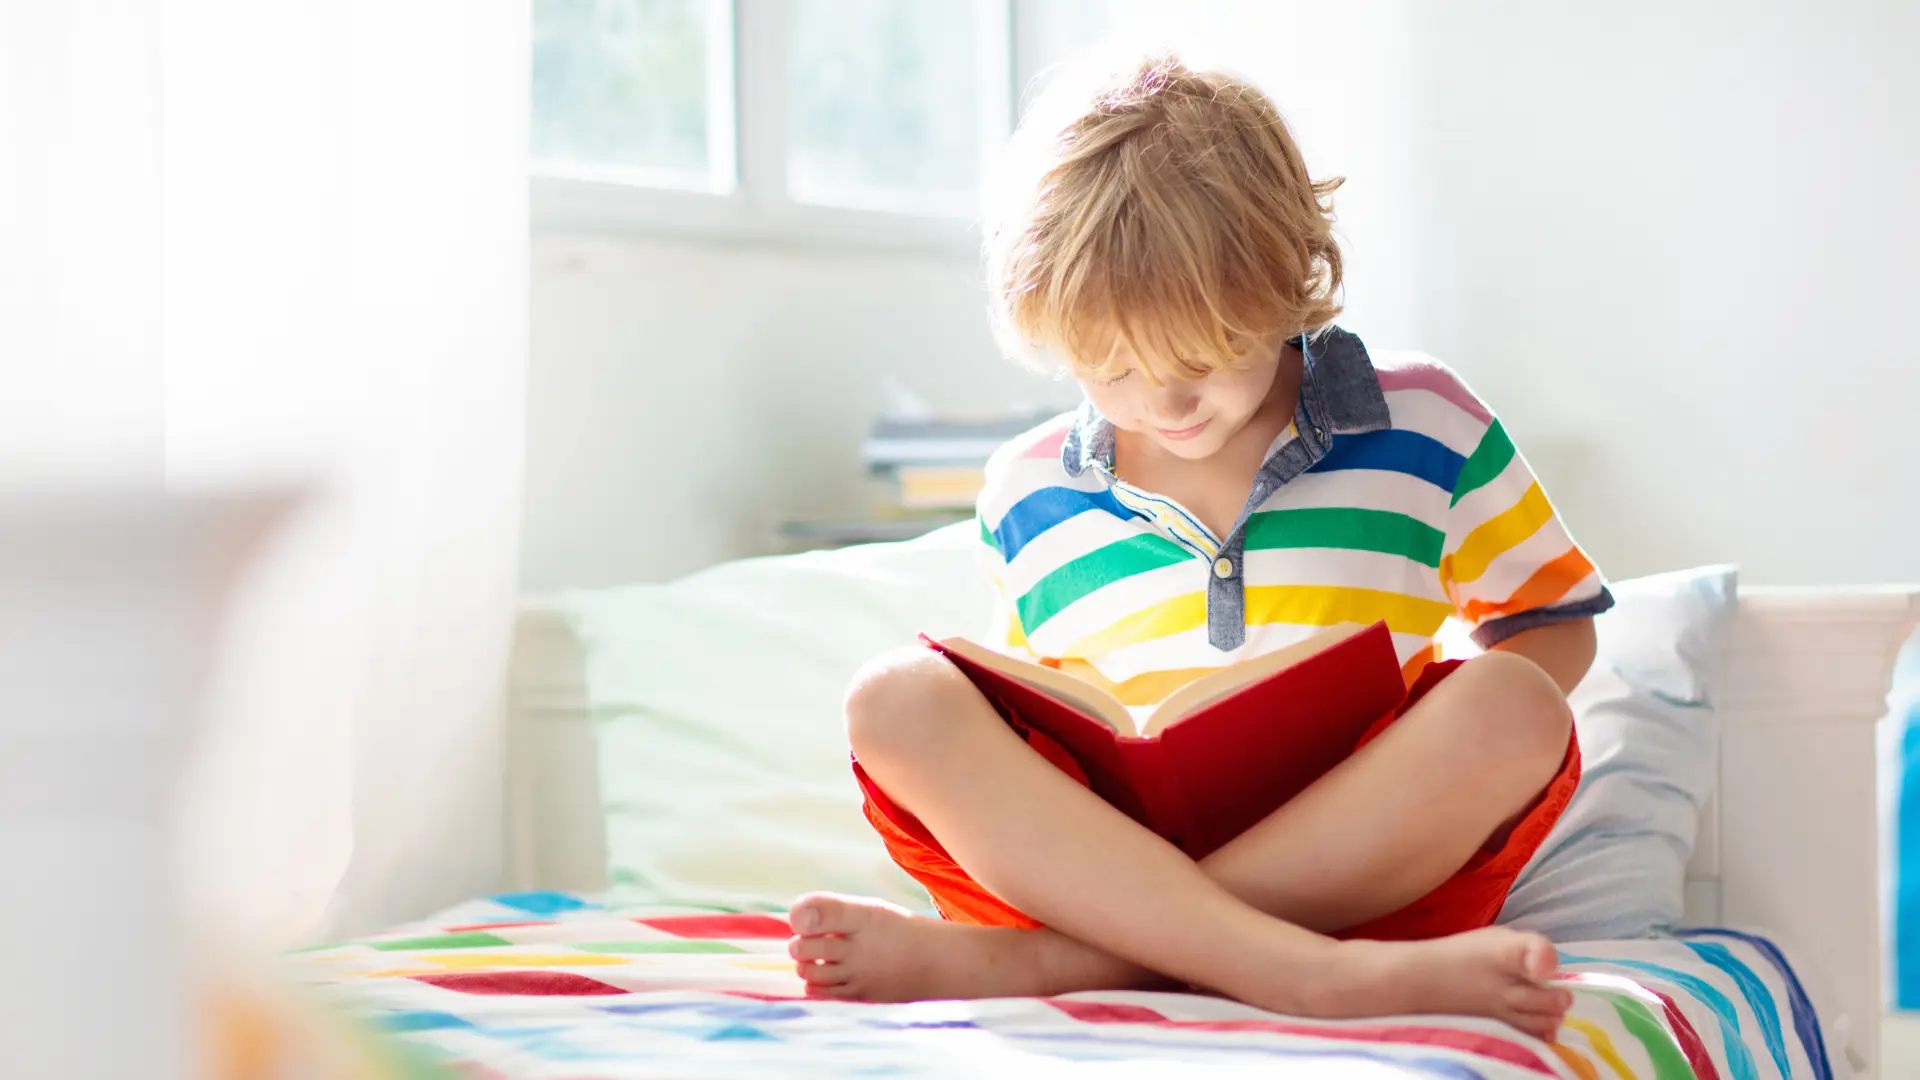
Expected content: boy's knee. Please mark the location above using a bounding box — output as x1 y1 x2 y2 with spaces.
843 647 978 761
1457 651 1574 772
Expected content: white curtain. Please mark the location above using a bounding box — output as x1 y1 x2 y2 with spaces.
2 0 529 945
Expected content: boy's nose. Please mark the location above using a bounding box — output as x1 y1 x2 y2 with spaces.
1155 392 1200 422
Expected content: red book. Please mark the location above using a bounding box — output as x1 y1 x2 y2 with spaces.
926 622 1432 860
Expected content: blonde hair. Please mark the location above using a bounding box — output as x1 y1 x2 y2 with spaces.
985 53 1343 380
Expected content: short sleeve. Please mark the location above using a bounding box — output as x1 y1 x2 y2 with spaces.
1441 404 1614 649
976 516 1036 657
971 411 1080 659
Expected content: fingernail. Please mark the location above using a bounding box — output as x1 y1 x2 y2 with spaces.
793 907 816 933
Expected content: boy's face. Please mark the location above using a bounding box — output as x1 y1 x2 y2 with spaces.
1076 337 1283 462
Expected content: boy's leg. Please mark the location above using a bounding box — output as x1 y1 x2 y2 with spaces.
1197 649 1575 933
791 646 1572 1032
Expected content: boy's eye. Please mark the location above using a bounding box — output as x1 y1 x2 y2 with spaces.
1100 370 1134 386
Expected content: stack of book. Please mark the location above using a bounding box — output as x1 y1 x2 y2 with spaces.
862 410 1060 511
775 409 1061 550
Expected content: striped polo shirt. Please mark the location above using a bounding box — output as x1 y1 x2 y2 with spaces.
976 327 1613 718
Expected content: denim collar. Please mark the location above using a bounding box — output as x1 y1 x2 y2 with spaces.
1059 325 1390 479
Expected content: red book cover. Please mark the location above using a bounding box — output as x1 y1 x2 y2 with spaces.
926 622 1436 859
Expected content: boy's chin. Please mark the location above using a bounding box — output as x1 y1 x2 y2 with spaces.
1147 431 1229 460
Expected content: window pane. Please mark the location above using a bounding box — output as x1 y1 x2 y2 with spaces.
531 0 730 189
1026 0 1121 70
1019 0 1183 107
786 0 982 216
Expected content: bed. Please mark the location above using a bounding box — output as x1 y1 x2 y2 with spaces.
293 583 1919 1079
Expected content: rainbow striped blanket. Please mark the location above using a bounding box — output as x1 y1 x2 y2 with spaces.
295 892 1846 1079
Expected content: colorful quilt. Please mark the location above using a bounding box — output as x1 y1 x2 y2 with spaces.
293 892 1845 1079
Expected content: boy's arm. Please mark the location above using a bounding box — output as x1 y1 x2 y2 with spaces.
1436 364 1612 683
1490 618 1596 696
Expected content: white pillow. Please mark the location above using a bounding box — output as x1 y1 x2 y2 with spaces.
566 523 987 912
572 534 1733 935
1492 565 1739 940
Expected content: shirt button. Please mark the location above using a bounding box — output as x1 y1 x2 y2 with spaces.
1213 557 1234 579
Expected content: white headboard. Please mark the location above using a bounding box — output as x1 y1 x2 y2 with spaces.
1683 587 1917 1077
505 585 1918 1077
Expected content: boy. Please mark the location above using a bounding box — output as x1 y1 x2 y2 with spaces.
788 54 1611 1039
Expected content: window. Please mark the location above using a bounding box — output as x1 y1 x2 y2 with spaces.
530 0 735 193
529 0 1053 250
1011 0 1168 110
785 0 991 217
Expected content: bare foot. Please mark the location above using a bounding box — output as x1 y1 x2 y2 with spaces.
787 892 1148 1002
1308 929 1573 1041
789 894 1570 1041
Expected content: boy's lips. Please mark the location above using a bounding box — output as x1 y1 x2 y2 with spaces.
1156 418 1212 441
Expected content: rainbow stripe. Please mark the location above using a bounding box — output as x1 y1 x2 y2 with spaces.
1681 929 1832 1080
1560 952 1760 1080
978 347 1611 716
297 892 1836 1080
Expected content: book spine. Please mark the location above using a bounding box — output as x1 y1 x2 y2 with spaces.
1123 739 1204 857
891 465 987 510
861 438 1015 469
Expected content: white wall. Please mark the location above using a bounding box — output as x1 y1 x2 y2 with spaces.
1402 1 1920 584
522 234 1073 589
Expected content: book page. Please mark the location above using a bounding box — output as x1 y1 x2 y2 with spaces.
935 637 1139 736
1141 623 1369 738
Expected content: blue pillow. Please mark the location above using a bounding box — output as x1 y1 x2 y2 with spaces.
1492 565 1738 941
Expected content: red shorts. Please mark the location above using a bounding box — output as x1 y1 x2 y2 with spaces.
853 653 1580 941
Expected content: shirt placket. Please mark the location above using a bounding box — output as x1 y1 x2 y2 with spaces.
1205 411 1333 651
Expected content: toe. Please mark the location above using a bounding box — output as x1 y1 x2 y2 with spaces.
805 978 862 1000
789 893 850 935
1515 935 1559 983
790 891 901 936
1503 982 1571 1016
795 959 845 985
1508 1010 1563 1042
790 935 850 963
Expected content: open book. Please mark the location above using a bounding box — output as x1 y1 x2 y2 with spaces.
935 623 1373 738
925 621 1444 859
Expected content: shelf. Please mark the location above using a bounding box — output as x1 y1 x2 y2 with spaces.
774 514 969 550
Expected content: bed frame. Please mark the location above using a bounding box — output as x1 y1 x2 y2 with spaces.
503 585 1919 1078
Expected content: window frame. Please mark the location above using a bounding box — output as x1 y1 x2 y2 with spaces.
530 0 1018 255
